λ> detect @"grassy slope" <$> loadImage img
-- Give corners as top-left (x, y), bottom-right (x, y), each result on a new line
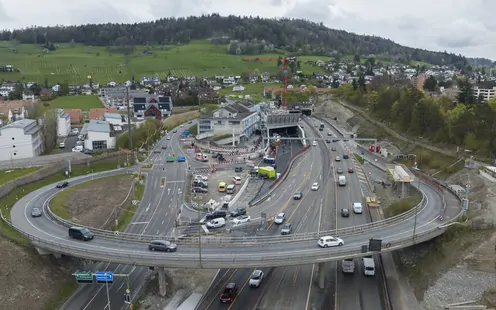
top-left (45, 95), bottom-right (104, 111)
top-left (0, 40), bottom-right (327, 84)
top-left (0, 167), bottom-right (41, 185)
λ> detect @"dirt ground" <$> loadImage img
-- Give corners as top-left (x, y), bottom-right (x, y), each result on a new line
top-left (190, 169), bottom-right (248, 207)
top-left (64, 175), bottom-right (134, 229)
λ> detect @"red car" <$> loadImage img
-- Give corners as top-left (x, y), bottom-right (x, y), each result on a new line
top-left (348, 167), bottom-right (354, 173)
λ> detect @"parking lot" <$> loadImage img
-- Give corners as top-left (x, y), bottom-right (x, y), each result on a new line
top-left (54, 135), bottom-right (79, 153)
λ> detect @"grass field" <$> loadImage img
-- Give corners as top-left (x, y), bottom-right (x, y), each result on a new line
top-left (0, 40), bottom-right (327, 84)
top-left (44, 95), bottom-right (104, 111)
top-left (218, 82), bottom-right (281, 102)
top-left (0, 167), bottom-right (40, 185)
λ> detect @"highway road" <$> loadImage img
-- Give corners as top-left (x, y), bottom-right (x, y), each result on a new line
top-left (61, 124), bottom-right (191, 310)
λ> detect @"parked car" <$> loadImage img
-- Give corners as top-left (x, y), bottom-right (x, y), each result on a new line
top-left (192, 187), bottom-right (208, 193)
top-left (230, 208), bottom-right (246, 217)
top-left (205, 210), bottom-right (227, 220)
top-left (148, 240), bottom-right (177, 252)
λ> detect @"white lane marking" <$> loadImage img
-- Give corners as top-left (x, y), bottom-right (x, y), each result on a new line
top-left (130, 221), bottom-right (149, 225)
top-left (156, 230), bottom-right (160, 234)
top-left (140, 186), bottom-right (167, 235)
top-left (161, 220), bottom-right (165, 225)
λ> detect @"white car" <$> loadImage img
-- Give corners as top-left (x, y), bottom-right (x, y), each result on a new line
top-left (312, 141), bottom-right (317, 146)
top-left (274, 213), bottom-right (286, 224)
top-left (335, 156), bottom-right (341, 162)
top-left (353, 202), bottom-right (363, 214)
top-left (318, 236), bottom-right (344, 248)
top-left (249, 270), bottom-right (264, 287)
top-left (311, 183), bottom-right (320, 191)
top-left (233, 215), bottom-right (251, 225)
top-left (166, 136), bottom-right (171, 140)
top-left (195, 175), bottom-right (208, 181)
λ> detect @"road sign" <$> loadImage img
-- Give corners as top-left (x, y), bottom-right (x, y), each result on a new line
top-left (96, 271), bottom-right (114, 284)
top-left (75, 271), bottom-right (93, 284)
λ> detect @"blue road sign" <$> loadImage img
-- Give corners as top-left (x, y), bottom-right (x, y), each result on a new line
top-left (95, 271), bottom-right (113, 283)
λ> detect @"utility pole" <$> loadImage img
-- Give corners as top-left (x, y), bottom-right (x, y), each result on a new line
top-left (126, 86), bottom-right (133, 150)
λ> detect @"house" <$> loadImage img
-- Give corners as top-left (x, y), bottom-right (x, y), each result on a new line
top-left (0, 119), bottom-right (44, 161)
top-left (55, 109), bottom-right (71, 137)
top-left (0, 100), bottom-right (32, 121)
top-left (261, 72), bottom-right (270, 82)
top-left (103, 112), bottom-right (124, 126)
top-left (0, 87), bottom-right (10, 97)
top-left (132, 96), bottom-right (173, 119)
top-left (0, 65), bottom-right (16, 72)
top-left (141, 76), bottom-right (161, 86)
top-left (248, 73), bottom-right (258, 83)
top-left (233, 85), bottom-right (245, 92)
top-left (107, 81), bottom-right (117, 87)
top-left (198, 103), bottom-right (259, 143)
top-left (52, 84), bottom-right (61, 92)
top-left (89, 108), bottom-right (118, 120)
top-left (64, 109), bottom-right (83, 124)
top-left (0, 105), bottom-right (13, 125)
top-left (84, 120), bottom-right (116, 151)
top-left (22, 90), bottom-right (35, 101)
top-left (223, 77), bottom-right (236, 85)
top-left (68, 84), bottom-right (81, 95)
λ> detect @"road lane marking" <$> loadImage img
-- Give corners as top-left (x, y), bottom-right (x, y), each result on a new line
top-left (204, 269), bottom-right (237, 310)
top-left (227, 268), bottom-right (257, 310)
top-left (156, 230), bottom-right (160, 234)
top-left (130, 221), bottom-right (149, 225)
top-left (161, 220), bottom-right (165, 224)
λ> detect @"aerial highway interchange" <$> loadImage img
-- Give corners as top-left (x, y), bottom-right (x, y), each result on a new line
top-left (7, 116), bottom-right (462, 310)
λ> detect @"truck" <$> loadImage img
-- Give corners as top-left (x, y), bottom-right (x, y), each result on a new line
top-left (258, 166), bottom-right (276, 178)
top-left (338, 175), bottom-right (346, 186)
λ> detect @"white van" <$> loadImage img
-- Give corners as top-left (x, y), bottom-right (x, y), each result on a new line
top-left (362, 257), bottom-right (375, 276)
top-left (353, 202), bottom-right (363, 214)
top-left (207, 217), bottom-right (226, 228)
top-left (342, 258), bottom-right (355, 274)
top-left (226, 184), bottom-right (236, 194)
top-left (338, 175), bottom-right (346, 186)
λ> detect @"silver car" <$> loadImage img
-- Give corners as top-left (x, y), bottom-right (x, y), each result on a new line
top-left (274, 213), bottom-right (286, 224)
top-left (148, 240), bottom-right (177, 252)
top-left (31, 207), bottom-right (42, 217)
top-left (281, 223), bottom-right (292, 235)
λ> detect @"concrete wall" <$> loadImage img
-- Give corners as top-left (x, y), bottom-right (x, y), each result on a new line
top-left (0, 151), bottom-right (126, 200)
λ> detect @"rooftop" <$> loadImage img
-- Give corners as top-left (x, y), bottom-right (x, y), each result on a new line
top-left (104, 112), bottom-right (122, 119)
top-left (87, 120), bottom-right (111, 133)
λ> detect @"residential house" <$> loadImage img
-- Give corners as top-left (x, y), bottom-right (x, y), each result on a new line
top-left (22, 90), bottom-right (35, 101)
top-left (167, 76), bottom-right (178, 82)
top-left (132, 95), bottom-right (173, 119)
top-left (107, 81), bottom-right (117, 87)
top-left (0, 65), bottom-right (15, 72)
top-left (64, 109), bottom-right (83, 124)
top-left (103, 112), bottom-right (125, 126)
top-left (141, 76), bottom-right (161, 86)
top-left (89, 108), bottom-right (118, 121)
top-left (0, 100), bottom-right (32, 121)
top-left (0, 87), bottom-right (10, 97)
top-left (68, 84), bottom-right (81, 95)
top-left (233, 85), bottom-right (245, 92)
top-left (0, 105), bottom-right (13, 125)
top-left (0, 118), bottom-right (44, 161)
top-left (261, 72), bottom-right (270, 82)
top-left (52, 84), bottom-right (61, 92)
top-left (84, 120), bottom-right (116, 151)
top-left (55, 109), bottom-right (71, 137)
top-left (198, 103), bottom-right (259, 143)
top-left (223, 76), bottom-right (236, 85)
top-left (0, 81), bottom-right (16, 97)
top-left (249, 73), bottom-right (258, 83)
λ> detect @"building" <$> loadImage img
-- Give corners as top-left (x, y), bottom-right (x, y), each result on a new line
top-left (141, 76), bottom-right (161, 86)
top-left (103, 112), bottom-right (124, 126)
top-left (132, 96), bottom-right (173, 119)
top-left (89, 108), bottom-right (118, 120)
top-left (198, 103), bottom-right (259, 142)
top-left (22, 90), bottom-right (35, 101)
top-left (84, 120), bottom-right (116, 150)
top-left (0, 119), bottom-right (44, 161)
top-left (99, 87), bottom-right (149, 105)
top-left (473, 87), bottom-right (496, 101)
top-left (56, 109), bottom-right (71, 137)
top-left (64, 109), bottom-right (83, 124)
top-left (0, 100), bottom-right (32, 121)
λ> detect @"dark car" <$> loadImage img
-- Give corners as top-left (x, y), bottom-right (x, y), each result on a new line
top-left (343, 154), bottom-right (349, 159)
top-left (68, 227), bottom-right (94, 241)
top-left (154, 150), bottom-right (160, 153)
top-left (325, 139), bottom-right (331, 143)
top-left (341, 208), bottom-right (350, 217)
top-left (148, 240), bottom-right (177, 252)
top-left (205, 210), bottom-right (227, 220)
top-left (230, 208), bottom-right (247, 217)
top-left (332, 139), bottom-right (339, 142)
top-left (293, 191), bottom-right (303, 200)
top-left (220, 283), bottom-right (238, 303)
top-left (161, 145), bottom-right (167, 149)
top-left (31, 207), bottom-right (42, 217)
top-left (56, 181), bottom-right (69, 188)
top-left (235, 167), bottom-right (243, 172)
top-left (172, 129), bottom-right (177, 133)
top-left (331, 147), bottom-right (337, 151)
top-left (192, 187), bottom-right (208, 193)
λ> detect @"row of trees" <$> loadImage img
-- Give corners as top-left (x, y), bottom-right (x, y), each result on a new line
top-left (226, 39), bottom-right (276, 55)
top-left (331, 78), bottom-right (496, 157)
top-left (0, 14), bottom-right (467, 66)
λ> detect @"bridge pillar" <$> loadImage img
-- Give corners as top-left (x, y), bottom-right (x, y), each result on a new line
top-left (317, 262), bottom-right (325, 289)
top-left (401, 182), bottom-right (407, 198)
top-left (158, 267), bottom-right (167, 297)
top-left (35, 247), bottom-right (61, 259)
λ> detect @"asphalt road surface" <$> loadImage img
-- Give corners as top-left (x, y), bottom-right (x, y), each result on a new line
top-left (62, 125), bottom-right (191, 310)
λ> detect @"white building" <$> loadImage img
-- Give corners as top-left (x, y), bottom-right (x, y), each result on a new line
top-left (104, 112), bottom-right (124, 126)
top-left (198, 102), bottom-right (259, 142)
top-left (84, 120), bottom-right (116, 150)
top-left (473, 87), bottom-right (496, 101)
top-left (0, 119), bottom-right (44, 161)
top-left (56, 109), bottom-right (71, 137)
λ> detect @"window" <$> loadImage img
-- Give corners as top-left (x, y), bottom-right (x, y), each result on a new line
top-left (13, 153), bottom-right (16, 156)
top-left (92, 140), bottom-right (107, 150)
top-left (12, 145), bottom-right (15, 148)
top-left (11, 137), bottom-right (14, 140)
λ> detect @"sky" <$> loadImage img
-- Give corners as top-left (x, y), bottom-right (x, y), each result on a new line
top-left (0, 0), bottom-right (494, 60)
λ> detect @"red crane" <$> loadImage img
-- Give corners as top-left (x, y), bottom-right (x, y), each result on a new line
top-left (282, 56), bottom-right (297, 111)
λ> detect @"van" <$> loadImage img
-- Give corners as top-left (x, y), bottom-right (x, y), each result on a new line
top-left (68, 226), bottom-right (94, 241)
top-left (226, 184), bottom-right (236, 194)
top-left (342, 258), bottom-right (355, 274)
top-left (338, 175), bottom-right (346, 186)
top-left (353, 202), bottom-right (363, 214)
top-left (207, 217), bottom-right (226, 228)
top-left (218, 182), bottom-right (226, 192)
top-left (362, 257), bottom-right (375, 276)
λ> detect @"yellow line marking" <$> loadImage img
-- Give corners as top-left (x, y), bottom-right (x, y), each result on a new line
top-left (204, 270), bottom-right (237, 309)
top-left (227, 268), bottom-right (257, 310)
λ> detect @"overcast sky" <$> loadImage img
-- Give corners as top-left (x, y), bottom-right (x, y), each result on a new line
top-left (0, 0), bottom-right (493, 60)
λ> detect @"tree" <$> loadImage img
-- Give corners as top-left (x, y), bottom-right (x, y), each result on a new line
top-left (354, 54), bottom-right (360, 63)
top-left (457, 78), bottom-right (476, 105)
top-left (351, 78), bottom-right (358, 90)
top-left (59, 82), bottom-right (70, 96)
top-left (357, 74), bottom-right (366, 92)
top-left (423, 75), bottom-right (437, 91)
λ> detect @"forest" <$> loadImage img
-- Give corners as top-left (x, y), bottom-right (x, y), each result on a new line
top-left (331, 77), bottom-right (496, 158)
top-left (0, 14), bottom-right (468, 67)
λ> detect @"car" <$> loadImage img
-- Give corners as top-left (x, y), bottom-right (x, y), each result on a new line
top-left (68, 227), bottom-right (94, 241)
top-left (153, 150), bottom-right (160, 153)
top-left (234, 167), bottom-right (243, 172)
top-left (343, 154), bottom-right (349, 159)
top-left (220, 283), bottom-right (238, 303)
top-left (205, 210), bottom-right (227, 220)
top-left (31, 207), bottom-right (42, 217)
top-left (166, 136), bottom-right (171, 140)
top-left (194, 175), bottom-right (208, 181)
top-left (318, 236), bottom-right (344, 248)
top-left (274, 212), bottom-right (286, 224)
top-left (335, 156), bottom-right (341, 162)
top-left (230, 208), bottom-right (247, 217)
top-left (161, 146), bottom-right (167, 149)
top-left (311, 182), bottom-right (320, 191)
top-left (327, 132), bottom-right (332, 136)
top-left (331, 147), bottom-right (337, 151)
top-left (312, 141), bottom-right (317, 146)
top-left (56, 181), bottom-right (69, 188)
top-left (293, 191), bottom-right (303, 200)
top-left (177, 156), bottom-right (186, 162)
top-left (325, 139), bottom-right (331, 143)
top-left (353, 202), bottom-right (363, 214)
top-left (172, 129), bottom-right (177, 133)
top-left (192, 187), bottom-right (208, 193)
top-left (348, 167), bottom-right (354, 173)
top-left (233, 176), bottom-right (242, 185)
top-left (188, 120), bottom-right (193, 124)
top-left (233, 215), bottom-right (251, 225)
top-left (332, 139), bottom-right (339, 142)
top-left (337, 168), bottom-right (343, 174)
top-left (281, 223), bottom-right (292, 235)
top-left (180, 124), bottom-right (184, 127)
top-left (341, 208), bottom-right (350, 217)
top-left (249, 270), bottom-right (264, 287)
top-left (148, 240), bottom-right (177, 252)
